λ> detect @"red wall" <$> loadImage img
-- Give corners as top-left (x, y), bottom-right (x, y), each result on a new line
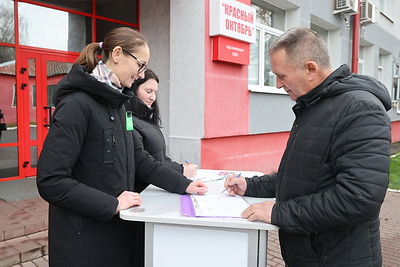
top-left (203, 0), bottom-right (250, 138)
top-left (201, 0), bottom-right (286, 174)
top-left (391, 121), bottom-right (400, 143)
top-left (201, 132), bottom-right (289, 174)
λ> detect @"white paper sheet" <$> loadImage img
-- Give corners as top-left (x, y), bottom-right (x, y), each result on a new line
top-left (190, 194), bottom-right (249, 218)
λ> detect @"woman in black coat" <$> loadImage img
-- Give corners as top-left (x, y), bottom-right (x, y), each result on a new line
top-left (36, 27), bottom-right (207, 267)
top-left (126, 69), bottom-right (198, 193)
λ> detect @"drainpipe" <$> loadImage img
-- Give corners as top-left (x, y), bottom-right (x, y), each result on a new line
top-left (351, 0), bottom-right (361, 73)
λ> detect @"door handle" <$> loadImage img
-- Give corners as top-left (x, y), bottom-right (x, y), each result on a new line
top-left (44, 106), bottom-right (52, 127)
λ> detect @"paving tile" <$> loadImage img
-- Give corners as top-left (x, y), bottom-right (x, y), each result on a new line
top-left (28, 231), bottom-right (48, 255)
top-left (22, 217), bottom-right (45, 235)
top-left (0, 205), bottom-right (19, 218)
top-left (32, 256), bottom-right (49, 267)
top-left (20, 261), bottom-right (36, 267)
top-left (0, 241), bottom-right (20, 267)
top-left (6, 236), bottom-right (42, 262)
top-left (2, 220), bottom-right (25, 240)
top-left (8, 210), bottom-right (32, 223)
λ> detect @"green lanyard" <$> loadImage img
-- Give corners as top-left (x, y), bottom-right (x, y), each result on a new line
top-left (126, 111), bottom-right (134, 131)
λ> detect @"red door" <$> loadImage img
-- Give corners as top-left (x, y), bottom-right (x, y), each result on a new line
top-left (14, 49), bottom-right (76, 179)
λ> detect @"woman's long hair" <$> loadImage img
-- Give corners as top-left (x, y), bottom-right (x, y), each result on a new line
top-left (131, 69), bottom-right (162, 127)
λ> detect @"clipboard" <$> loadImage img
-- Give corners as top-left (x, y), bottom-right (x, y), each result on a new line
top-left (181, 194), bottom-right (249, 218)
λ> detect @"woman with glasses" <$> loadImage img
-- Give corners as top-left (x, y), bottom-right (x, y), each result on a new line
top-left (36, 27), bottom-right (207, 267)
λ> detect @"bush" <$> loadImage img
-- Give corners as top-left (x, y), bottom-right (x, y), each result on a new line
top-left (389, 154), bottom-right (400, 190)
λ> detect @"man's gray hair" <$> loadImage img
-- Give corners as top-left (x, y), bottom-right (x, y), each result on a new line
top-left (269, 27), bottom-right (331, 70)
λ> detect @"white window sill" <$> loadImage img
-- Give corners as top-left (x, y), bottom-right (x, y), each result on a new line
top-left (248, 85), bottom-right (287, 95)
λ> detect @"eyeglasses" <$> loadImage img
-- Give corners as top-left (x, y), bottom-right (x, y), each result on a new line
top-left (121, 48), bottom-right (147, 73)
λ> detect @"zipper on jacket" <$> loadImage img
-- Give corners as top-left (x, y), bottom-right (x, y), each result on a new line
top-left (77, 217), bottom-right (82, 235)
top-left (115, 106), bottom-right (133, 190)
top-left (276, 124), bottom-right (300, 201)
top-left (112, 132), bottom-right (116, 147)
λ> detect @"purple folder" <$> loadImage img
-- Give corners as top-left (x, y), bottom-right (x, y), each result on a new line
top-left (181, 195), bottom-right (196, 217)
top-left (181, 194), bottom-right (244, 218)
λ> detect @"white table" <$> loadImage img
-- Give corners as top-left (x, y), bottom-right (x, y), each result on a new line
top-left (120, 169), bottom-right (279, 267)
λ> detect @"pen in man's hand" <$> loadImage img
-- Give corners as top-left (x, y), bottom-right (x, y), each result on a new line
top-left (185, 160), bottom-right (190, 165)
top-left (221, 173), bottom-right (241, 194)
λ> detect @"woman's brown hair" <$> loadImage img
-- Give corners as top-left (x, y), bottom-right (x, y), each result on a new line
top-left (74, 27), bottom-right (149, 72)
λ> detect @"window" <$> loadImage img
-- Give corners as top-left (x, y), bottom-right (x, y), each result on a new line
top-left (378, 56), bottom-right (383, 82)
top-left (0, 0), bottom-right (15, 44)
top-left (12, 1), bottom-right (138, 52)
top-left (47, 85), bottom-right (57, 107)
top-left (32, 85), bottom-right (37, 108)
top-left (96, 20), bottom-right (138, 42)
top-left (248, 2), bottom-right (284, 94)
top-left (31, 0), bottom-right (92, 13)
top-left (358, 46), bottom-right (365, 74)
top-left (96, 0), bottom-right (138, 24)
top-left (310, 24), bottom-right (328, 45)
top-left (18, 2), bottom-right (91, 52)
top-left (393, 61), bottom-right (400, 101)
top-left (378, 52), bottom-right (392, 96)
top-left (12, 84), bottom-right (17, 107)
top-left (379, 0), bottom-right (395, 20)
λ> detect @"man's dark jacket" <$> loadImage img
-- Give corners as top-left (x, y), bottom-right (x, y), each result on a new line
top-left (245, 64), bottom-right (391, 267)
top-left (36, 65), bottom-right (191, 267)
top-left (126, 95), bottom-right (183, 193)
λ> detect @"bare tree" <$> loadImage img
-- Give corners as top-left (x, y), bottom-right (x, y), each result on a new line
top-left (0, 1), bottom-right (27, 63)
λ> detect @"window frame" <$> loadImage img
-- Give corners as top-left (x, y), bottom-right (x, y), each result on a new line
top-left (248, 22), bottom-right (284, 94)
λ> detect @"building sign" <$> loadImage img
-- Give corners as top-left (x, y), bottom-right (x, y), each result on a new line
top-left (212, 36), bottom-right (249, 65)
top-left (210, 0), bottom-right (256, 44)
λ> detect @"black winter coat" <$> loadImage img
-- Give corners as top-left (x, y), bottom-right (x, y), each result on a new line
top-left (36, 65), bottom-right (191, 267)
top-left (126, 95), bottom-right (183, 193)
top-left (245, 65), bottom-right (391, 267)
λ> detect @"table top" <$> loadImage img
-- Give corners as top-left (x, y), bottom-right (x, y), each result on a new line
top-left (120, 169), bottom-right (279, 231)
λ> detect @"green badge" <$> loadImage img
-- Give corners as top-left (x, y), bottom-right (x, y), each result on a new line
top-left (126, 111), bottom-right (134, 131)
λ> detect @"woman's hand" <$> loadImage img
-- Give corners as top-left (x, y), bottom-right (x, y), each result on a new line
top-left (115, 191), bottom-right (142, 214)
top-left (185, 180), bottom-right (208, 195)
top-left (183, 164), bottom-right (198, 178)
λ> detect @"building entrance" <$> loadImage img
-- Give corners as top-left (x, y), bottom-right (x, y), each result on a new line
top-left (0, 48), bottom-right (76, 181)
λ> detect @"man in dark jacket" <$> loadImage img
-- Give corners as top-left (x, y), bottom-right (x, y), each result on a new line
top-left (224, 27), bottom-right (391, 266)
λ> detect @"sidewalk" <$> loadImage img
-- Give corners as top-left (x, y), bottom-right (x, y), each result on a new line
top-left (1, 179), bottom-right (400, 266)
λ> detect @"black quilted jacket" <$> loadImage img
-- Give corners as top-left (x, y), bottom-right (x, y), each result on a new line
top-left (245, 64), bottom-right (392, 267)
top-left (36, 64), bottom-right (191, 266)
top-left (126, 95), bottom-right (183, 193)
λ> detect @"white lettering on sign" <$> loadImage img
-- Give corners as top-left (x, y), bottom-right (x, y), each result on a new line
top-left (210, 0), bottom-right (256, 43)
top-left (226, 45), bottom-right (245, 52)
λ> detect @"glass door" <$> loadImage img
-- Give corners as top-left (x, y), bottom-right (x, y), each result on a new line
top-left (0, 46), bottom-right (18, 180)
top-left (15, 49), bottom-right (75, 179)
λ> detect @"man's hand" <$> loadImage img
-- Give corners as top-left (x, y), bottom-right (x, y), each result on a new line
top-left (241, 201), bottom-right (275, 223)
top-left (223, 174), bottom-right (247, 196)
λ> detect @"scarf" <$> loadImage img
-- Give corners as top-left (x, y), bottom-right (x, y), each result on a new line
top-left (91, 60), bottom-right (123, 92)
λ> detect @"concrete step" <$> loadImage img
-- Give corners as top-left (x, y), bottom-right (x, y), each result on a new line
top-left (0, 197), bottom-right (48, 266)
top-left (0, 198), bottom-right (48, 242)
top-left (0, 231), bottom-right (48, 266)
